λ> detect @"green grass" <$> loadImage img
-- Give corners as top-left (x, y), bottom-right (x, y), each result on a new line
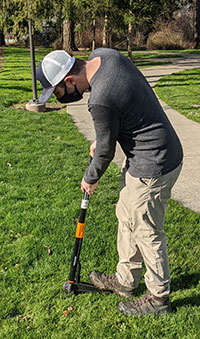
top-left (0, 47), bottom-right (200, 338)
top-left (70, 49), bottom-right (175, 68)
top-left (154, 49), bottom-right (200, 54)
top-left (122, 51), bottom-right (181, 58)
top-left (121, 51), bottom-right (178, 68)
top-left (155, 68), bottom-right (200, 123)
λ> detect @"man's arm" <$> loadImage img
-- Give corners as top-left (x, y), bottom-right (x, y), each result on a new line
top-left (83, 105), bottom-right (121, 186)
top-left (90, 140), bottom-right (97, 157)
top-left (80, 141), bottom-right (97, 195)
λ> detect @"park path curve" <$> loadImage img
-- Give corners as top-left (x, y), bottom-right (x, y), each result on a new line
top-left (67, 53), bottom-right (200, 213)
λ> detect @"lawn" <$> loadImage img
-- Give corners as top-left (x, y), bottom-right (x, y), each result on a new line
top-left (70, 49), bottom-right (179, 68)
top-left (155, 68), bottom-right (200, 123)
top-left (0, 47), bottom-right (200, 338)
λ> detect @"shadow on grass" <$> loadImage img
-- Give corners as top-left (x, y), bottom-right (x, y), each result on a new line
top-left (171, 272), bottom-right (200, 310)
top-left (171, 272), bottom-right (200, 292)
top-left (0, 84), bottom-right (32, 92)
top-left (132, 272), bottom-right (200, 309)
top-left (172, 293), bottom-right (200, 311)
top-left (135, 61), bottom-right (172, 68)
top-left (45, 106), bottom-right (67, 112)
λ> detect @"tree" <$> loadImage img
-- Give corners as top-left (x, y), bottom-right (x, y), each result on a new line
top-left (0, 0), bottom-right (80, 51)
top-left (127, 0), bottom-right (134, 58)
top-left (80, 0), bottom-right (101, 50)
top-left (194, 0), bottom-right (200, 47)
top-left (0, 0), bottom-right (19, 41)
top-left (101, 0), bottom-right (127, 48)
top-left (62, 1), bottom-right (78, 50)
top-left (0, 0), bottom-right (195, 50)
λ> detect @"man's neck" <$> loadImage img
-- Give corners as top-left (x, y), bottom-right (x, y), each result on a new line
top-left (77, 57), bottom-right (101, 94)
top-left (86, 57), bottom-right (101, 84)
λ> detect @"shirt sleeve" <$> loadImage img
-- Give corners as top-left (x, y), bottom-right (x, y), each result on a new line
top-left (84, 105), bottom-right (121, 184)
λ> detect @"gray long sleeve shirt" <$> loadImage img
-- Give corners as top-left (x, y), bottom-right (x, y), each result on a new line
top-left (84, 48), bottom-right (183, 184)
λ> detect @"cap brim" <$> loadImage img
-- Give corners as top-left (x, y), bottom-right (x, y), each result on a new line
top-left (38, 86), bottom-right (56, 104)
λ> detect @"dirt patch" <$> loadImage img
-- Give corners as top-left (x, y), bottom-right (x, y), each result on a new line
top-left (11, 101), bottom-right (67, 112)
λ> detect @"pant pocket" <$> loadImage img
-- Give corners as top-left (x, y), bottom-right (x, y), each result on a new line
top-left (139, 177), bottom-right (154, 186)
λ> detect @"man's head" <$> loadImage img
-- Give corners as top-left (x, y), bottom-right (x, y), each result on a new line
top-left (36, 50), bottom-right (86, 104)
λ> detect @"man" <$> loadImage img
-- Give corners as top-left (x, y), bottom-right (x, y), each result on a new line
top-left (36, 48), bottom-right (183, 316)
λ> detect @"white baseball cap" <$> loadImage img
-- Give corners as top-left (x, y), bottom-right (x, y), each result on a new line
top-left (36, 50), bottom-right (75, 104)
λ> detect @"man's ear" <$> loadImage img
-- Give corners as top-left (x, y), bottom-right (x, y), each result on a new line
top-left (64, 75), bottom-right (75, 86)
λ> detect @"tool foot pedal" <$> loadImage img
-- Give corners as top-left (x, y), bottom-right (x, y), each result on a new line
top-left (63, 281), bottom-right (111, 295)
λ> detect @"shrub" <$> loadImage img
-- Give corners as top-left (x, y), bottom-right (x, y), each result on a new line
top-left (147, 28), bottom-right (187, 50)
top-left (146, 12), bottom-right (194, 50)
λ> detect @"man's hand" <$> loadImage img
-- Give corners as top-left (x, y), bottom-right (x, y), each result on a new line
top-left (90, 140), bottom-right (97, 157)
top-left (81, 141), bottom-right (97, 194)
top-left (81, 178), bottom-right (98, 195)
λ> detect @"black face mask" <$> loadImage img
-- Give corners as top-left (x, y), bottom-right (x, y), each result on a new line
top-left (57, 84), bottom-right (83, 104)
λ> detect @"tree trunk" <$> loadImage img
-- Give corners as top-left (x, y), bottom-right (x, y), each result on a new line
top-left (127, 22), bottom-right (132, 59)
top-left (62, 19), bottom-right (78, 51)
top-left (102, 14), bottom-right (108, 47)
top-left (194, 0), bottom-right (200, 48)
top-left (108, 33), bottom-right (112, 48)
top-left (0, 31), bottom-right (5, 46)
top-left (127, 0), bottom-right (133, 59)
top-left (92, 18), bottom-right (96, 51)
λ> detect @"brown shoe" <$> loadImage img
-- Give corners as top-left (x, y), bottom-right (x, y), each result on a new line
top-left (89, 270), bottom-right (134, 298)
top-left (118, 290), bottom-right (171, 316)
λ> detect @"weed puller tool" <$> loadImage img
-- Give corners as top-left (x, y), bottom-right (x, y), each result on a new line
top-left (63, 156), bottom-right (109, 295)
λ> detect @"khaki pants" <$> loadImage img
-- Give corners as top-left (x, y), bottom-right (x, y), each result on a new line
top-left (115, 162), bottom-right (182, 298)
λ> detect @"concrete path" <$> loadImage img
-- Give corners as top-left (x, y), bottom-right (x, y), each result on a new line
top-left (66, 54), bottom-right (200, 213)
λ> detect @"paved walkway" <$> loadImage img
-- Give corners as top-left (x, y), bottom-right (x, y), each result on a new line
top-left (66, 54), bottom-right (200, 213)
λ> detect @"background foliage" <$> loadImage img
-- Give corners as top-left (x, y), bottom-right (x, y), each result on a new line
top-left (0, 0), bottom-right (199, 50)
